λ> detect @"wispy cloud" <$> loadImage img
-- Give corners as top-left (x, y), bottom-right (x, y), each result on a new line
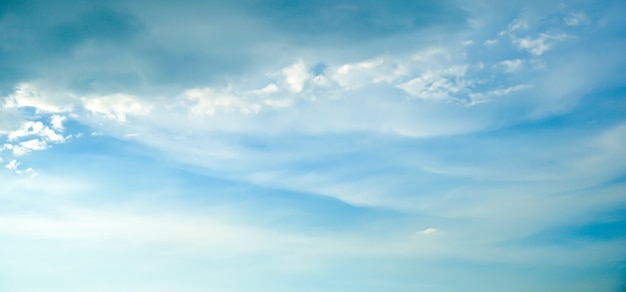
top-left (1, 0), bottom-right (626, 291)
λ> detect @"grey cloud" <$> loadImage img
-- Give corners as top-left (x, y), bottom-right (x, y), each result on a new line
top-left (0, 1), bottom-right (251, 95)
top-left (248, 0), bottom-right (468, 39)
top-left (0, 109), bottom-right (22, 134)
top-left (0, 0), bottom-right (471, 97)
top-left (44, 8), bottom-right (146, 52)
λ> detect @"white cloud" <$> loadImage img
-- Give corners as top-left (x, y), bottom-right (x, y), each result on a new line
top-left (331, 58), bottom-right (388, 88)
top-left (327, 52), bottom-right (442, 91)
top-left (7, 121), bottom-right (45, 141)
top-left (564, 12), bottom-right (587, 26)
top-left (0, 5), bottom-right (623, 290)
top-left (251, 83), bottom-right (280, 94)
top-left (5, 139), bottom-right (48, 157)
top-left (184, 88), bottom-right (263, 116)
top-left (84, 94), bottom-right (153, 122)
top-left (20, 139), bottom-right (48, 152)
top-left (50, 115), bottom-right (66, 131)
top-left (282, 62), bottom-right (311, 93)
top-left (514, 36), bottom-right (549, 55)
top-left (397, 66), bottom-right (472, 101)
top-left (0, 207), bottom-right (436, 258)
top-left (487, 84), bottom-right (532, 96)
top-left (468, 84), bottom-right (532, 104)
top-left (11, 147), bottom-right (26, 157)
top-left (484, 39), bottom-right (498, 46)
top-left (415, 228), bottom-right (438, 235)
top-left (513, 33), bottom-right (570, 56)
top-left (40, 126), bottom-right (65, 142)
top-left (499, 18), bottom-right (528, 36)
top-left (3, 158), bottom-right (34, 175)
top-left (3, 83), bottom-right (74, 113)
top-left (5, 159), bottom-right (19, 170)
top-left (7, 121), bottom-right (65, 143)
top-left (495, 59), bottom-right (524, 73)
top-left (0, 118), bottom-right (68, 172)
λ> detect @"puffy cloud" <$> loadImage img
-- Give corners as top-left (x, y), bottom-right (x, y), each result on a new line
top-left (0, 1), bottom-right (612, 142)
top-left (7, 121), bottom-right (45, 141)
top-left (0, 117), bottom-right (69, 171)
top-left (282, 62), bottom-right (311, 93)
top-left (5, 159), bottom-right (19, 171)
top-left (331, 58), bottom-right (392, 88)
top-left (20, 139), bottom-right (48, 152)
top-left (40, 126), bottom-right (64, 142)
top-left (50, 115), bottom-right (66, 131)
top-left (6, 139), bottom-right (48, 156)
top-left (7, 121), bottom-right (65, 143)
top-left (2, 83), bottom-right (74, 113)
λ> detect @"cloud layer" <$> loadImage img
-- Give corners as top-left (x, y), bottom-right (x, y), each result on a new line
top-left (1, 0), bottom-right (626, 291)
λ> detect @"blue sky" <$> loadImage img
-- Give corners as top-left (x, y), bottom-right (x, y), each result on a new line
top-left (1, 0), bottom-right (626, 291)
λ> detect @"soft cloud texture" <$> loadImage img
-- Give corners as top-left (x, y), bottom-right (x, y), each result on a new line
top-left (1, 0), bottom-right (625, 291)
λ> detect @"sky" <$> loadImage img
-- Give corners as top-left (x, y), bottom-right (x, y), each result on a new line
top-left (1, 0), bottom-right (626, 291)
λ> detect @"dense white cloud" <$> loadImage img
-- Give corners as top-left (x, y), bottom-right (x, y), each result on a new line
top-left (282, 62), bottom-right (311, 93)
top-left (7, 121), bottom-right (65, 143)
top-left (50, 115), bottom-right (67, 131)
top-left (1, 117), bottom-right (69, 172)
top-left (6, 121), bottom-right (64, 143)
top-left (7, 121), bottom-right (44, 141)
top-left (19, 138), bottom-right (48, 152)
top-left (3, 83), bottom-right (74, 113)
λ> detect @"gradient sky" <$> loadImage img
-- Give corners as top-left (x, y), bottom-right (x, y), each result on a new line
top-left (1, 0), bottom-right (626, 291)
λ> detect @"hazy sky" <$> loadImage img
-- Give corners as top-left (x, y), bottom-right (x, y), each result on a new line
top-left (1, 0), bottom-right (625, 291)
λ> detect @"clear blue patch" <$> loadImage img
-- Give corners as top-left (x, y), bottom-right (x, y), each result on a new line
top-left (311, 62), bottom-right (327, 76)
